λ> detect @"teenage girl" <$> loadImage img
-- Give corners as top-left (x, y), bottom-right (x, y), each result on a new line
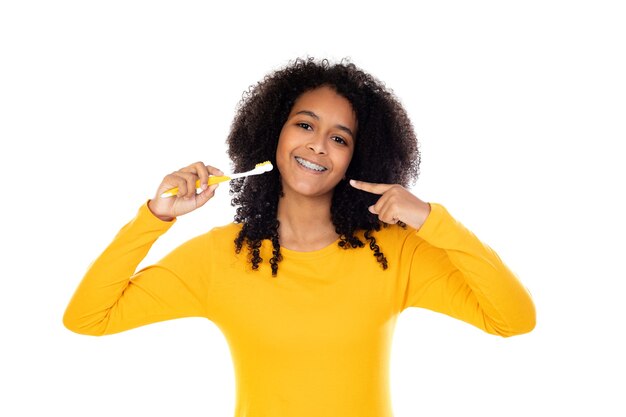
top-left (64, 57), bottom-right (535, 417)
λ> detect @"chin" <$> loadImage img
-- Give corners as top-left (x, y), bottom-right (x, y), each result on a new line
top-left (281, 180), bottom-right (335, 199)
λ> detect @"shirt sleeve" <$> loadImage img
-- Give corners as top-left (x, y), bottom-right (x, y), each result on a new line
top-left (400, 203), bottom-right (536, 337)
top-left (63, 201), bottom-right (212, 336)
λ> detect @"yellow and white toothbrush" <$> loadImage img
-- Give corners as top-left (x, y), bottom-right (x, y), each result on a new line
top-left (160, 161), bottom-right (273, 198)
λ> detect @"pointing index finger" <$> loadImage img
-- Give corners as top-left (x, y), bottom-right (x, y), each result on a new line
top-left (349, 179), bottom-right (394, 195)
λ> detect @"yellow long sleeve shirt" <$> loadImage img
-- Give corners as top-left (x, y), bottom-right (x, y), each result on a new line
top-left (63, 201), bottom-right (535, 417)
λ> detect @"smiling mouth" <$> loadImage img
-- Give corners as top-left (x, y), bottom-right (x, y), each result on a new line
top-left (295, 156), bottom-right (328, 172)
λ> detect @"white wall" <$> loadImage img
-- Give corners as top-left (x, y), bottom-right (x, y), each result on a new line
top-left (1, 0), bottom-right (624, 415)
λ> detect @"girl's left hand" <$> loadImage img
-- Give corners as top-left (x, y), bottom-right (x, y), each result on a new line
top-left (349, 179), bottom-right (431, 231)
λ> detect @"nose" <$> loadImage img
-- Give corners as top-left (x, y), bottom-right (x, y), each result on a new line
top-left (306, 133), bottom-right (327, 154)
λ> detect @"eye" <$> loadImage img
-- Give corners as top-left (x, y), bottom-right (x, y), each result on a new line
top-left (332, 136), bottom-right (347, 146)
top-left (297, 122), bottom-right (312, 130)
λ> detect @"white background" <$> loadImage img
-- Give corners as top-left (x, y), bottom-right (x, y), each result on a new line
top-left (1, 1), bottom-right (625, 416)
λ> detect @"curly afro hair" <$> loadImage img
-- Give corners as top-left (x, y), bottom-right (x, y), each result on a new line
top-left (226, 57), bottom-right (421, 276)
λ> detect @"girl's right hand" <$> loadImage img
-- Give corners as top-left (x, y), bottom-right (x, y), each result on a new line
top-left (147, 162), bottom-right (224, 221)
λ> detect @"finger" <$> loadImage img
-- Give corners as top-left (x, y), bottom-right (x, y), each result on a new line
top-left (161, 172), bottom-right (188, 198)
top-left (202, 165), bottom-right (224, 190)
top-left (180, 162), bottom-right (222, 174)
top-left (192, 162), bottom-right (210, 191)
top-left (191, 162), bottom-right (224, 191)
top-left (181, 163), bottom-right (224, 191)
top-left (377, 199), bottom-right (401, 224)
top-left (367, 196), bottom-right (383, 215)
top-left (206, 165), bottom-right (224, 177)
top-left (175, 171), bottom-right (199, 199)
top-left (349, 179), bottom-right (395, 195)
top-left (195, 183), bottom-right (218, 207)
top-left (180, 160), bottom-right (206, 172)
top-left (178, 163), bottom-right (203, 196)
top-left (369, 195), bottom-right (400, 224)
top-left (370, 205), bottom-right (400, 224)
top-left (381, 193), bottom-right (405, 223)
top-left (367, 191), bottom-right (389, 216)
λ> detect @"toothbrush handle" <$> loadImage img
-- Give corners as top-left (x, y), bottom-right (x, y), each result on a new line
top-left (160, 175), bottom-right (232, 198)
top-left (207, 175), bottom-right (231, 186)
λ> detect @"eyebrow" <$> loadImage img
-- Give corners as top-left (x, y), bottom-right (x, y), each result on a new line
top-left (295, 110), bottom-right (355, 139)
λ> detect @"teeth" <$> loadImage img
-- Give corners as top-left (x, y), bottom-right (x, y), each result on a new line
top-left (295, 157), bottom-right (327, 172)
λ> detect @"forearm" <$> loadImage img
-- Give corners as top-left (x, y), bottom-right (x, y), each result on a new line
top-left (410, 203), bottom-right (536, 337)
top-left (63, 202), bottom-right (175, 335)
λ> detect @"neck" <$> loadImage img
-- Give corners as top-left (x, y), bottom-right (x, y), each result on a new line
top-left (276, 192), bottom-right (338, 251)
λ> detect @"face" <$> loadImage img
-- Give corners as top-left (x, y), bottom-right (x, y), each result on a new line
top-left (276, 86), bottom-right (357, 200)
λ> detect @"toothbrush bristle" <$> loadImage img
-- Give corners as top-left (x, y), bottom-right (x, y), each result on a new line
top-left (255, 161), bottom-right (273, 172)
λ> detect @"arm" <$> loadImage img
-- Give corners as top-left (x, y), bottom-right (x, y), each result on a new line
top-left (63, 202), bottom-right (211, 336)
top-left (348, 180), bottom-right (535, 337)
top-left (64, 161), bottom-right (224, 335)
top-left (401, 203), bottom-right (536, 337)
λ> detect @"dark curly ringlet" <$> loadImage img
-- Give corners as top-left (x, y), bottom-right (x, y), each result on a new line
top-left (226, 57), bottom-right (421, 277)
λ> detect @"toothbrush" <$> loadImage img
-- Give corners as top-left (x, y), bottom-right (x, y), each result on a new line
top-left (160, 161), bottom-right (273, 198)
